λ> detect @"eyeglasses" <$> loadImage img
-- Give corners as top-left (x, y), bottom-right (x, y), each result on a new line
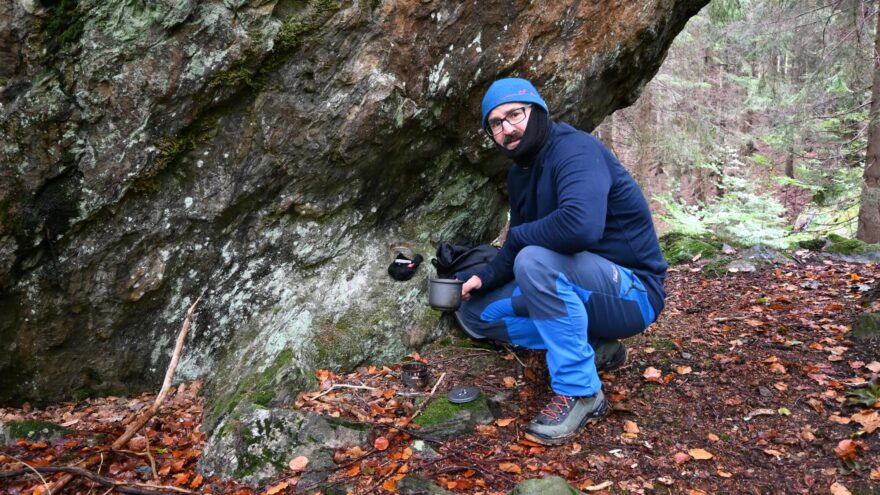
top-left (486, 105), bottom-right (531, 135)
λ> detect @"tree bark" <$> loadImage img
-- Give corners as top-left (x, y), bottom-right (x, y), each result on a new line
top-left (857, 1), bottom-right (880, 242)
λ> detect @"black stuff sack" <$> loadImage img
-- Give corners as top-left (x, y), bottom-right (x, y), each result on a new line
top-left (388, 252), bottom-right (424, 281)
top-left (431, 242), bottom-right (498, 279)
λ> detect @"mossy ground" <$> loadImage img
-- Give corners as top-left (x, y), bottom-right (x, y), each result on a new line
top-left (412, 396), bottom-right (488, 428)
top-left (659, 232), bottom-right (722, 265)
top-left (3, 420), bottom-right (67, 442)
top-left (826, 233), bottom-right (880, 255)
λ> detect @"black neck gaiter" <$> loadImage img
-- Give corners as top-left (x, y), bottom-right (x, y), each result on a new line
top-left (496, 108), bottom-right (552, 167)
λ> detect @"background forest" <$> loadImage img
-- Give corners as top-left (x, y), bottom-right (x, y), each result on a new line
top-left (600, 0), bottom-right (877, 248)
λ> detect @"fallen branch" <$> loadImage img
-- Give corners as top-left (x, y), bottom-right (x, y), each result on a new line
top-left (46, 295), bottom-right (203, 493)
top-left (7, 456), bottom-right (51, 495)
top-left (144, 432), bottom-right (158, 480)
top-left (310, 383), bottom-right (378, 401)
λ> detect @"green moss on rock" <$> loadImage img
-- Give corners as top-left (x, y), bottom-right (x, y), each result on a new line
top-left (796, 238), bottom-right (826, 251)
top-left (42, 0), bottom-right (84, 52)
top-left (413, 396), bottom-right (487, 428)
top-left (208, 349), bottom-right (296, 420)
top-left (659, 232), bottom-right (722, 265)
top-left (826, 233), bottom-right (880, 255)
top-left (1, 420), bottom-right (67, 443)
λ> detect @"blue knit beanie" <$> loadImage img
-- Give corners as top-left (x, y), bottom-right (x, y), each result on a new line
top-left (481, 78), bottom-right (549, 130)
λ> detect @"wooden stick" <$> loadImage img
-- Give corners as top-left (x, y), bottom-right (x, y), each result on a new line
top-left (310, 383), bottom-right (378, 401)
top-left (144, 433), bottom-right (158, 481)
top-left (408, 372), bottom-right (446, 421)
top-left (8, 456), bottom-right (52, 495)
top-left (112, 294), bottom-right (203, 450)
top-left (47, 295), bottom-right (203, 493)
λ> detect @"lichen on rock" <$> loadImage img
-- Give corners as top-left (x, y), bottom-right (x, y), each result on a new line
top-left (199, 401), bottom-right (370, 485)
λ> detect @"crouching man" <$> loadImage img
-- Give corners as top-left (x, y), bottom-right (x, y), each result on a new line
top-left (456, 78), bottom-right (668, 445)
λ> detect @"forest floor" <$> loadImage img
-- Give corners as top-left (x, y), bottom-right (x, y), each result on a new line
top-left (2, 253), bottom-right (880, 494)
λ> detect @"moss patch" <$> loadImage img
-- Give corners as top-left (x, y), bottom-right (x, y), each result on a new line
top-left (797, 238), bottom-right (826, 251)
top-left (42, 0), bottom-right (84, 52)
top-left (2, 420), bottom-right (67, 442)
top-left (413, 396), bottom-right (488, 428)
top-left (659, 232), bottom-right (722, 265)
top-left (208, 349), bottom-right (296, 421)
top-left (826, 234), bottom-right (880, 255)
top-left (133, 101), bottom-right (235, 193)
top-left (208, 0), bottom-right (341, 91)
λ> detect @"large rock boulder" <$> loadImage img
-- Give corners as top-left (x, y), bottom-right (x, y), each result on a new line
top-left (0, 0), bottom-right (708, 455)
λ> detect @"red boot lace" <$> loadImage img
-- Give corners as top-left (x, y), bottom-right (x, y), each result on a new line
top-left (539, 395), bottom-right (573, 421)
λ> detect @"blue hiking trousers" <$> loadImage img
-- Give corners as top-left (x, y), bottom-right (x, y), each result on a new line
top-left (458, 245), bottom-right (657, 397)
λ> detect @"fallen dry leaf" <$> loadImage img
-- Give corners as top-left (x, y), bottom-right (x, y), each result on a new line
top-left (189, 474), bottom-right (203, 489)
top-left (382, 478), bottom-right (397, 492)
top-left (502, 376), bottom-right (516, 388)
top-left (688, 448), bottom-right (713, 460)
top-left (495, 418), bottom-right (515, 427)
top-left (583, 481), bottom-right (613, 491)
top-left (763, 449), bottom-right (785, 458)
top-left (374, 437), bottom-right (390, 451)
top-left (830, 482), bottom-right (852, 495)
top-left (744, 408), bottom-right (775, 421)
top-left (866, 361), bottom-right (880, 373)
top-left (498, 462), bottom-right (522, 474)
top-left (717, 469), bottom-right (733, 478)
top-left (870, 467), bottom-right (880, 480)
top-left (673, 451), bottom-right (691, 465)
top-left (829, 414), bottom-right (852, 425)
top-left (127, 435), bottom-right (146, 451)
top-left (675, 366), bottom-right (692, 375)
top-left (851, 410), bottom-right (880, 434)
top-left (265, 481), bottom-right (289, 495)
top-left (707, 433), bottom-right (720, 442)
top-left (288, 455), bottom-right (309, 472)
top-left (833, 439), bottom-right (860, 460)
top-left (643, 367), bottom-right (663, 383)
top-left (623, 420), bottom-right (640, 434)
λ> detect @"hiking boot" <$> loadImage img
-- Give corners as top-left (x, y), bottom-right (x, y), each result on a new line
top-left (593, 339), bottom-right (626, 372)
top-left (524, 390), bottom-right (608, 446)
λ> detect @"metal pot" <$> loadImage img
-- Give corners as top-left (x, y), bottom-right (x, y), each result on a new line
top-left (428, 278), bottom-right (463, 311)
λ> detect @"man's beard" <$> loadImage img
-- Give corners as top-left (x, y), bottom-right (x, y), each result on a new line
top-left (503, 132), bottom-right (523, 147)
top-left (496, 108), bottom-right (551, 166)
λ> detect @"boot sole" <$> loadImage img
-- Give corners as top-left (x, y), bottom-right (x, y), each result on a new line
top-left (523, 397), bottom-right (610, 446)
top-left (596, 345), bottom-right (626, 373)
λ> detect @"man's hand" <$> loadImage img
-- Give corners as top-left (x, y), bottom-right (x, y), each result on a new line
top-left (461, 275), bottom-right (482, 301)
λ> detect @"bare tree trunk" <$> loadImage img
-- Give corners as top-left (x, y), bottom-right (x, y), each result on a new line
top-left (597, 113), bottom-right (615, 151)
top-left (857, 2), bottom-right (880, 242)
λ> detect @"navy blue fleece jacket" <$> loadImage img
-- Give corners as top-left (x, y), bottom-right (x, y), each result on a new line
top-left (470, 121), bottom-right (668, 316)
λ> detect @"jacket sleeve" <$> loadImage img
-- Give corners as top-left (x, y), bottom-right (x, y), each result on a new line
top-left (469, 144), bottom-right (611, 291)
